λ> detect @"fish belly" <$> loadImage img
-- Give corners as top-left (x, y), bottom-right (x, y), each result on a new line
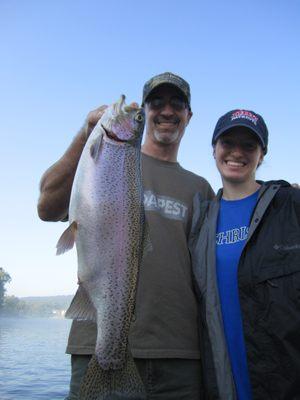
top-left (70, 142), bottom-right (143, 370)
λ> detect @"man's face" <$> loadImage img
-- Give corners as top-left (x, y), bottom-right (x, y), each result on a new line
top-left (144, 84), bottom-right (192, 146)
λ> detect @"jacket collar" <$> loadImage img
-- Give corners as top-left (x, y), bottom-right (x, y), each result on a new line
top-left (215, 179), bottom-right (290, 201)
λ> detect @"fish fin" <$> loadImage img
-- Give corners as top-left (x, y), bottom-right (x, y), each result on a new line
top-left (56, 221), bottom-right (77, 255)
top-left (65, 285), bottom-right (97, 322)
top-left (90, 131), bottom-right (103, 160)
top-left (79, 352), bottom-right (146, 400)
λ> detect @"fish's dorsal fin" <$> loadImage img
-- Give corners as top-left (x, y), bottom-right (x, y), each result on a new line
top-left (65, 285), bottom-right (97, 322)
top-left (56, 221), bottom-right (77, 255)
top-left (90, 129), bottom-right (104, 160)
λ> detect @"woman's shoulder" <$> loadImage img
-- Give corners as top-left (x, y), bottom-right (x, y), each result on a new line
top-left (265, 180), bottom-right (300, 207)
top-left (275, 181), bottom-right (300, 197)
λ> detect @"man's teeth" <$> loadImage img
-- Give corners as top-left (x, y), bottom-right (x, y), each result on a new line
top-left (226, 161), bottom-right (245, 167)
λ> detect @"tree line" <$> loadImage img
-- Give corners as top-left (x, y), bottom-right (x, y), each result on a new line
top-left (0, 268), bottom-right (71, 317)
top-left (0, 267), bottom-right (11, 309)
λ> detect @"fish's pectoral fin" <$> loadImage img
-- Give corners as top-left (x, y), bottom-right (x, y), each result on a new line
top-left (79, 351), bottom-right (146, 399)
top-left (56, 221), bottom-right (77, 255)
top-left (90, 130), bottom-right (104, 160)
top-left (65, 285), bottom-right (97, 322)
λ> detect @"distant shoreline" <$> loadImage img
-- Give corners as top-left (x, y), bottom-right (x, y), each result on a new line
top-left (1, 295), bottom-right (74, 318)
top-left (0, 314), bottom-right (69, 319)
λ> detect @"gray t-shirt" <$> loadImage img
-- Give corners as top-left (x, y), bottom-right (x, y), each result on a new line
top-left (66, 153), bottom-right (214, 359)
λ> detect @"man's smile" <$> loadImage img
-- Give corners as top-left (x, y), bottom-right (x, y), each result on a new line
top-left (157, 121), bottom-right (178, 127)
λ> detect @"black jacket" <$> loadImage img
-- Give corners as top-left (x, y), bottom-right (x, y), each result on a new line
top-left (190, 181), bottom-right (300, 400)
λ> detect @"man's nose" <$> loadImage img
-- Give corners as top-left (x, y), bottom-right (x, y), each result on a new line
top-left (160, 102), bottom-right (175, 116)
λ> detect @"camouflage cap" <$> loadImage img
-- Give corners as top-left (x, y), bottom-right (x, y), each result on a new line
top-left (142, 72), bottom-right (191, 109)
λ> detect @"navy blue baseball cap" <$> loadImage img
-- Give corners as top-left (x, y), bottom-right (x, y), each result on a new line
top-left (212, 109), bottom-right (269, 154)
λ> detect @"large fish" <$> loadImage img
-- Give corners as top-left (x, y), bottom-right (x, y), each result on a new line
top-left (56, 96), bottom-right (147, 399)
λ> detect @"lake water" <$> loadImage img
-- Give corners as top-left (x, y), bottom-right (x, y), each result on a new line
top-left (0, 317), bottom-right (72, 400)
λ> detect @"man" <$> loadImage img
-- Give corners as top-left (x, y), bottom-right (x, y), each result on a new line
top-left (38, 72), bottom-right (214, 399)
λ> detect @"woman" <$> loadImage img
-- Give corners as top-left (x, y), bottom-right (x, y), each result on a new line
top-left (190, 109), bottom-right (300, 400)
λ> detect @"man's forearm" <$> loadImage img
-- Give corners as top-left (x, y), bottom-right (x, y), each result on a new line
top-left (37, 128), bottom-right (87, 221)
top-left (38, 104), bottom-right (107, 222)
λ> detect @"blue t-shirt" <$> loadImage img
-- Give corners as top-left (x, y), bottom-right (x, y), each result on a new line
top-left (216, 190), bottom-right (259, 400)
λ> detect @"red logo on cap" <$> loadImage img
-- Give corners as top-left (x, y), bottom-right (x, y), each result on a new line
top-left (231, 110), bottom-right (258, 125)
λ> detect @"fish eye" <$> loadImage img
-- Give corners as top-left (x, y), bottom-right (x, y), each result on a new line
top-left (135, 113), bottom-right (144, 123)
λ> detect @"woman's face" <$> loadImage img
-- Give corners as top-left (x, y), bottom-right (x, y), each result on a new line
top-left (214, 127), bottom-right (264, 185)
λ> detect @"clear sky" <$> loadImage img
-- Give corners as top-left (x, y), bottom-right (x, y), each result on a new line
top-left (1, 0), bottom-right (299, 297)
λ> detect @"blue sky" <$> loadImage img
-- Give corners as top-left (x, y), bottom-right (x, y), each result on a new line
top-left (1, 0), bottom-right (299, 297)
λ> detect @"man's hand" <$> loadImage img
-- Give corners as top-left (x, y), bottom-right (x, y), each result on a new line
top-left (84, 102), bottom-right (140, 139)
top-left (85, 105), bottom-right (108, 139)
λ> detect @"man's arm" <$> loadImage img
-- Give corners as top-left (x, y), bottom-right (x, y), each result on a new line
top-left (37, 105), bottom-right (107, 222)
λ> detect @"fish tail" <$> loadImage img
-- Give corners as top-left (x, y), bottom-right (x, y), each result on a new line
top-left (79, 354), bottom-right (146, 400)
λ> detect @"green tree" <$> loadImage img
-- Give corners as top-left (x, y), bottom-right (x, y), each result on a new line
top-left (0, 268), bottom-right (11, 309)
top-left (3, 295), bottom-right (29, 316)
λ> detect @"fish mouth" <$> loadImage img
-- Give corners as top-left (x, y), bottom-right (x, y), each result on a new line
top-left (101, 124), bottom-right (127, 143)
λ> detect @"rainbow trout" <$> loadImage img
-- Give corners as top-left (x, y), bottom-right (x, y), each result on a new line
top-left (56, 96), bottom-right (146, 399)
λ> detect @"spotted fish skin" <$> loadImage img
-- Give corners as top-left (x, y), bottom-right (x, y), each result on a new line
top-left (56, 96), bottom-right (146, 398)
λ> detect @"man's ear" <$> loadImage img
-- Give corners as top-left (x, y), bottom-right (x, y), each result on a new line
top-left (213, 145), bottom-right (216, 159)
top-left (186, 111), bottom-right (193, 126)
